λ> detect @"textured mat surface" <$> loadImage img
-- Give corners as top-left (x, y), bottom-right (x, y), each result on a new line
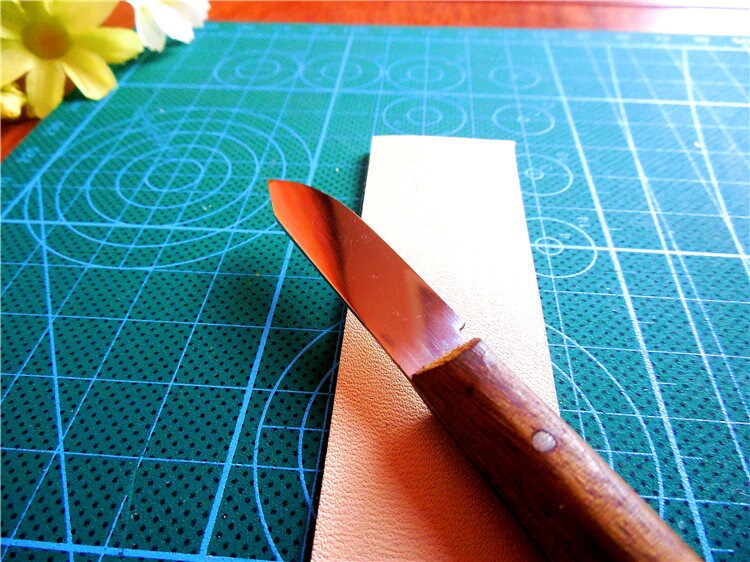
top-left (1, 23), bottom-right (749, 561)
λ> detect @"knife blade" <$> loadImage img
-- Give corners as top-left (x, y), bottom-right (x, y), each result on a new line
top-left (268, 179), bottom-right (699, 562)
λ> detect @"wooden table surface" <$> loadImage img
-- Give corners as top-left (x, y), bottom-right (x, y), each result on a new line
top-left (2, 1), bottom-right (748, 160)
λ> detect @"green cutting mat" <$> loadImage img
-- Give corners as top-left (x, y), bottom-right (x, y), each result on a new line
top-left (1, 23), bottom-right (748, 561)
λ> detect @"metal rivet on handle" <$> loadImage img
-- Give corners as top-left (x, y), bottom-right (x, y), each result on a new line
top-left (531, 429), bottom-right (557, 453)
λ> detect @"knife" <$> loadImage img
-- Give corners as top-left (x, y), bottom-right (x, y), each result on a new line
top-left (268, 179), bottom-right (699, 562)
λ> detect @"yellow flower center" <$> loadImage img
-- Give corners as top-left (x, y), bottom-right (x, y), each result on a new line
top-left (22, 18), bottom-right (71, 59)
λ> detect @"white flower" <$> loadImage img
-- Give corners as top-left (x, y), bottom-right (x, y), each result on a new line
top-left (128, 0), bottom-right (209, 52)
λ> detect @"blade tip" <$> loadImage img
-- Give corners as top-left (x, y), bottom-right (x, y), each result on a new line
top-left (267, 178), bottom-right (284, 198)
top-left (268, 179), bottom-right (296, 215)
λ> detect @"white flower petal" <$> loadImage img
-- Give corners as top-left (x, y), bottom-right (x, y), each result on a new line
top-left (148, 2), bottom-right (195, 44)
top-left (135, 7), bottom-right (166, 52)
top-left (75, 28), bottom-right (143, 64)
top-left (61, 45), bottom-right (116, 100)
top-left (26, 60), bottom-right (65, 118)
top-left (47, 1), bottom-right (117, 33)
top-left (168, 0), bottom-right (209, 28)
top-left (1, 39), bottom-right (35, 84)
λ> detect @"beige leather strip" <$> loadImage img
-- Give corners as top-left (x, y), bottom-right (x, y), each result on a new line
top-left (311, 136), bottom-right (557, 561)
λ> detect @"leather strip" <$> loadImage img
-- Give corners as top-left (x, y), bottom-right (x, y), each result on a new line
top-left (312, 136), bottom-right (557, 561)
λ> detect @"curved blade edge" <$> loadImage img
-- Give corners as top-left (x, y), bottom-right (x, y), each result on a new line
top-left (269, 179), bottom-right (466, 376)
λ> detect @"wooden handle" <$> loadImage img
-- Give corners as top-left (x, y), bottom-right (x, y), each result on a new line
top-left (410, 338), bottom-right (700, 561)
